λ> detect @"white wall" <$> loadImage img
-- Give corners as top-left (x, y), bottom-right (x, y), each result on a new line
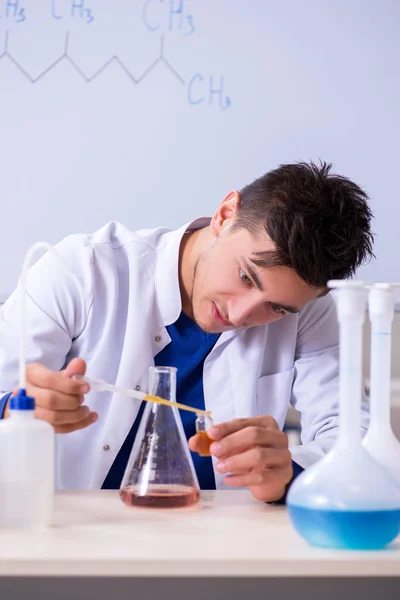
top-left (0, 0), bottom-right (400, 299)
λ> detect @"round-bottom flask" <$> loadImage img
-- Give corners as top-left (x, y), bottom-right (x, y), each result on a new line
top-left (287, 442), bottom-right (400, 549)
top-left (362, 284), bottom-right (400, 483)
top-left (287, 281), bottom-right (400, 550)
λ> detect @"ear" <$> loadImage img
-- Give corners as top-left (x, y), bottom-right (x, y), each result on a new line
top-left (210, 190), bottom-right (240, 236)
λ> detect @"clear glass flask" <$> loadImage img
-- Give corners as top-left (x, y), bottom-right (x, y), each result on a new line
top-left (120, 366), bottom-right (200, 509)
top-left (287, 281), bottom-right (400, 550)
top-left (362, 284), bottom-right (400, 483)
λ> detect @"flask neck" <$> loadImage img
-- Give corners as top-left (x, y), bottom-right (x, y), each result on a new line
top-left (149, 366), bottom-right (177, 401)
top-left (369, 325), bottom-right (392, 428)
top-left (337, 318), bottom-right (363, 443)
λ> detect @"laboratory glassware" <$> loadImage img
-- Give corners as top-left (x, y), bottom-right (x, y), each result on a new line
top-left (120, 366), bottom-right (200, 509)
top-left (287, 281), bottom-right (400, 550)
top-left (363, 283), bottom-right (400, 482)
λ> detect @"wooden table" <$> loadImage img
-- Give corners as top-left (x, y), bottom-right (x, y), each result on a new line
top-left (1, 490), bottom-right (399, 599)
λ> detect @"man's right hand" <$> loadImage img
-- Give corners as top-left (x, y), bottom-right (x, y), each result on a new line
top-left (5, 358), bottom-right (98, 433)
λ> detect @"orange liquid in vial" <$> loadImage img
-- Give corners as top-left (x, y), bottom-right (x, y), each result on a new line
top-left (195, 431), bottom-right (212, 456)
top-left (120, 484), bottom-right (200, 509)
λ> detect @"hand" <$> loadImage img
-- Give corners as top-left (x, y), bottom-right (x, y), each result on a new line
top-left (5, 358), bottom-right (98, 434)
top-left (189, 416), bottom-right (293, 502)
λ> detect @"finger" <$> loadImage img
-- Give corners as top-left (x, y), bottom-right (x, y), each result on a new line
top-left (12, 383), bottom-right (85, 411)
top-left (63, 358), bottom-right (87, 379)
top-left (31, 386), bottom-right (85, 411)
top-left (210, 427), bottom-right (288, 459)
top-left (215, 448), bottom-right (292, 475)
top-left (54, 412), bottom-right (98, 434)
top-left (26, 362), bottom-right (89, 395)
top-left (188, 436), bottom-right (199, 452)
top-left (36, 405), bottom-right (91, 426)
top-left (208, 416), bottom-right (279, 441)
top-left (223, 464), bottom-right (293, 488)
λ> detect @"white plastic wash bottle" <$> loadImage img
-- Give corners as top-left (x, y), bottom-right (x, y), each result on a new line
top-left (0, 390), bottom-right (54, 527)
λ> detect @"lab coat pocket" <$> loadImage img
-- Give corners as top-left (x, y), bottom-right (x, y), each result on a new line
top-left (256, 368), bottom-right (295, 430)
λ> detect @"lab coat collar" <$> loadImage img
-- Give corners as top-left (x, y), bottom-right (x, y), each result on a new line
top-left (155, 217), bottom-right (211, 327)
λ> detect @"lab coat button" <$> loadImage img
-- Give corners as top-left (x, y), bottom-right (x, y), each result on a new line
top-left (135, 385), bottom-right (141, 391)
top-left (155, 335), bottom-right (161, 342)
top-left (103, 444), bottom-right (110, 451)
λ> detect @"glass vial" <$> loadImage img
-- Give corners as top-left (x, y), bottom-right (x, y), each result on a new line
top-left (194, 414), bottom-right (214, 456)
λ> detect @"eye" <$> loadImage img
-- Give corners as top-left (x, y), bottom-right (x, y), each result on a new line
top-left (240, 270), bottom-right (253, 286)
top-left (270, 303), bottom-right (287, 315)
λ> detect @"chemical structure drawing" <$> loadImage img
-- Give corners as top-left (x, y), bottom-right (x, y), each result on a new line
top-left (0, 0), bottom-right (26, 23)
top-left (0, 0), bottom-right (231, 110)
top-left (0, 30), bottom-right (186, 85)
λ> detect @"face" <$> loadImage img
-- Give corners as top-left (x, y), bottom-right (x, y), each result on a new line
top-left (189, 194), bottom-right (324, 334)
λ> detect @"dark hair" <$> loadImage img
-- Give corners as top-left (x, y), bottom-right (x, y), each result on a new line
top-left (234, 161), bottom-right (374, 288)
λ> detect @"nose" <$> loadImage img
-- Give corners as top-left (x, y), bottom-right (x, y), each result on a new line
top-left (227, 296), bottom-right (268, 328)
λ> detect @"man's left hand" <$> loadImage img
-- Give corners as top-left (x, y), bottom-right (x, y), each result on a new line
top-left (189, 416), bottom-right (293, 502)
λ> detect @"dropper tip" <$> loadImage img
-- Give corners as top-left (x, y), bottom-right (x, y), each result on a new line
top-left (197, 410), bottom-right (212, 419)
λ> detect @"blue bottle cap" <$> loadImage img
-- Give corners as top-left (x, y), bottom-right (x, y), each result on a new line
top-left (9, 389), bottom-right (35, 411)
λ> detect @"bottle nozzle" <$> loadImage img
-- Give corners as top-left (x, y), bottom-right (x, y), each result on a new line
top-left (9, 388), bottom-right (35, 411)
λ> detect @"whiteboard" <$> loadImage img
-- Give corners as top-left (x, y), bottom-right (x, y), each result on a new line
top-left (0, 0), bottom-right (399, 301)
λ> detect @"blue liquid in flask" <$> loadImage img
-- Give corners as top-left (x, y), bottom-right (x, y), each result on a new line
top-left (288, 506), bottom-right (400, 550)
top-left (287, 282), bottom-right (400, 551)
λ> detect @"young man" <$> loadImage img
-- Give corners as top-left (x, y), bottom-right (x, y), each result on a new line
top-left (0, 161), bottom-right (374, 503)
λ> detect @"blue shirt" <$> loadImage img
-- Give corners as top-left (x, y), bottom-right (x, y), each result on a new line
top-left (102, 311), bottom-right (220, 489)
top-left (0, 392), bottom-right (12, 417)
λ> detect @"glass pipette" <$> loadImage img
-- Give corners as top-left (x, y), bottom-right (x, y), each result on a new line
top-left (74, 375), bottom-right (212, 417)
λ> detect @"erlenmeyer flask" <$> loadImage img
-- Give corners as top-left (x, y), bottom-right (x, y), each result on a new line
top-left (119, 366), bottom-right (200, 509)
top-left (287, 281), bottom-right (400, 550)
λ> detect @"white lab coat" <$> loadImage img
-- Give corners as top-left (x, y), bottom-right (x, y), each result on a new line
top-left (0, 218), bottom-right (369, 489)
